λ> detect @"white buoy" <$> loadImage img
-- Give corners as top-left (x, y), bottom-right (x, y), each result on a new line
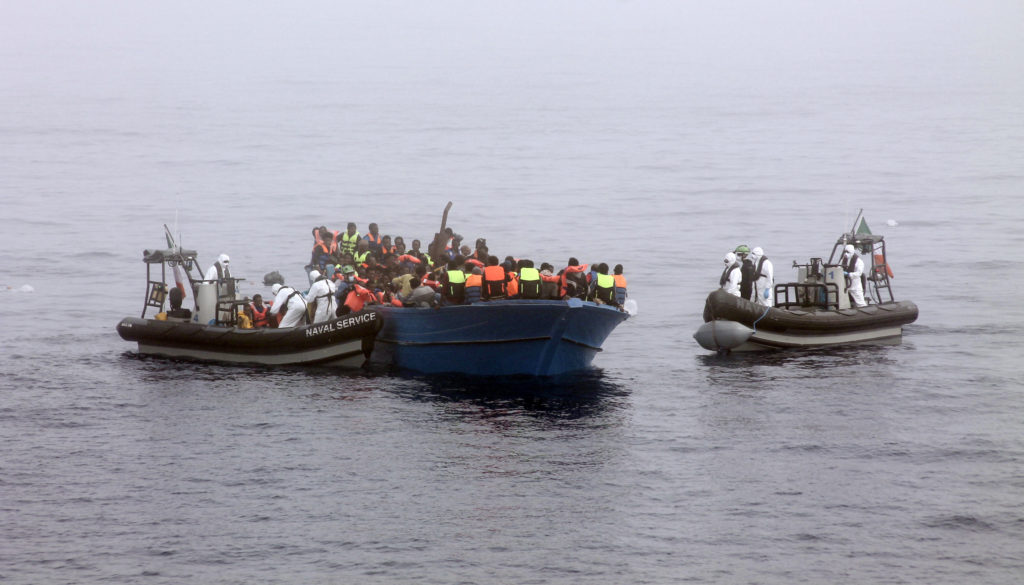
top-left (886, 219), bottom-right (899, 227)
top-left (18, 285), bottom-right (34, 293)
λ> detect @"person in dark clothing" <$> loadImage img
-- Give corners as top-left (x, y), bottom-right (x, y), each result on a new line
top-left (735, 244), bottom-right (755, 301)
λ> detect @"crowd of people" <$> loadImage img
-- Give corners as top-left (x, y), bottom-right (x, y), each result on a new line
top-left (231, 222), bottom-right (628, 328)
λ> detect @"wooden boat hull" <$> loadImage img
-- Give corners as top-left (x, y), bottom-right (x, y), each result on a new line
top-left (370, 298), bottom-right (629, 376)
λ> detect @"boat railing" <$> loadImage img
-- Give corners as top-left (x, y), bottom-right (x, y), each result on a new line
top-left (774, 282), bottom-right (840, 311)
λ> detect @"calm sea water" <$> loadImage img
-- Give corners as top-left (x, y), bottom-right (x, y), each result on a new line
top-left (2, 1), bottom-right (1023, 583)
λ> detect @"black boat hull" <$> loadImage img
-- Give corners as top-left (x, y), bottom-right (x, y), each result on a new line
top-left (696, 289), bottom-right (918, 351)
top-left (116, 310), bottom-right (382, 366)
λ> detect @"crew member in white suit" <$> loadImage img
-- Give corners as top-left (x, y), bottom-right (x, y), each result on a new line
top-left (720, 252), bottom-right (741, 297)
top-left (842, 244), bottom-right (867, 307)
top-left (750, 246), bottom-right (774, 307)
top-left (269, 282), bottom-right (309, 328)
top-left (305, 270), bottom-right (337, 323)
top-left (204, 253), bottom-right (231, 283)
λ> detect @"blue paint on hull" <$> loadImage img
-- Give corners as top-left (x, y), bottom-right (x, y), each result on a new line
top-left (370, 298), bottom-right (629, 376)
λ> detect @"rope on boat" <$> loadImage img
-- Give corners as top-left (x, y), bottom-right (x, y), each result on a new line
top-left (751, 305), bottom-right (771, 333)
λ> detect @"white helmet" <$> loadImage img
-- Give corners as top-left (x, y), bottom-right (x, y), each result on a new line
top-left (271, 283), bottom-right (282, 295)
top-left (723, 252), bottom-right (737, 264)
top-left (217, 253), bottom-right (230, 264)
top-left (752, 246), bottom-right (764, 257)
top-left (309, 269), bottom-right (321, 280)
top-left (844, 244), bottom-right (855, 255)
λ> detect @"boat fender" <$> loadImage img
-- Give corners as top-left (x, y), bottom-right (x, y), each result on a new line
top-left (694, 320), bottom-right (754, 351)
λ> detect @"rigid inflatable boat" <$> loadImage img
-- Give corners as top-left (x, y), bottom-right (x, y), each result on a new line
top-left (695, 218), bottom-right (918, 352)
top-left (117, 228), bottom-right (381, 367)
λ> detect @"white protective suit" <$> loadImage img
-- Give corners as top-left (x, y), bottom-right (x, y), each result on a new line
top-left (750, 247), bottom-right (774, 307)
top-left (269, 283), bottom-right (309, 328)
top-left (842, 244), bottom-right (867, 307)
top-left (204, 253), bottom-right (231, 282)
top-left (720, 252), bottom-right (742, 297)
top-left (305, 270), bottom-right (337, 323)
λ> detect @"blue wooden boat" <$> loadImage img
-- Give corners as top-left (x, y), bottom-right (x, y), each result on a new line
top-left (369, 298), bottom-right (629, 376)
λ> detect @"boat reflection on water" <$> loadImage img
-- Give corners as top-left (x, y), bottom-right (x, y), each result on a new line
top-left (388, 369), bottom-right (633, 422)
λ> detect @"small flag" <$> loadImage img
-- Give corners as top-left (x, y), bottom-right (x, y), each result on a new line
top-left (857, 218), bottom-right (872, 235)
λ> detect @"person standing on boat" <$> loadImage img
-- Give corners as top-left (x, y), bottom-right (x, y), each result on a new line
top-left (720, 252), bottom-right (742, 297)
top-left (204, 253), bottom-right (231, 284)
top-left (750, 247), bottom-right (774, 307)
top-left (306, 270), bottom-right (337, 324)
top-left (362, 222), bottom-right (382, 254)
top-left (842, 244), bottom-right (868, 307)
top-left (269, 283), bottom-right (309, 328)
top-left (338, 223), bottom-right (360, 257)
top-left (734, 245), bottom-right (756, 301)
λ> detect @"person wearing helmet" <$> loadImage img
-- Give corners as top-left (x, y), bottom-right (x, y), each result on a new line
top-left (842, 244), bottom-right (867, 307)
top-left (734, 245), bottom-right (756, 300)
top-left (750, 246), bottom-right (774, 307)
top-left (720, 252), bottom-right (742, 297)
top-left (305, 269), bottom-right (337, 324)
top-left (269, 281), bottom-right (309, 328)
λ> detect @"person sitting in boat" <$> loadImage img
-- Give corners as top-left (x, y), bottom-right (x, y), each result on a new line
top-left (166, 286), bottom-right (192, 321)
top-left (482, 256), bottom-right (510, 300)
top-left (516, 260), bottom-right (542, 300)
top-left (465, 266), bottom-right (483, 304)
top-left (720, 252), bottom-right (742, 297)
top-left (339, 279), bottom-right (375, 315)
top-left (389, 264), bottom-right (414, 296)
top-left (613, 264), bottom-right (628, 306)
top-left (750, 247), bottom-right (774, 307)
top-left (409, 239), bottom-right (432, 265)
top-left (559, 258), bottom-right (590, 300)
top-left (246, 294), bottom-right (271, 328)
top-left (842, 244), bottom-right (868, 307)
top-left (269, 283), bottom-right (309, 328)
top-left (439, 258), bottom-right (467, 305)
top-left (305, 270), bottom-right (337, 324)
top-left (399, 276), bottom-right (438, 308)
top-left (539, 263), bottom-right (561, 299)
top-left (588, 263), bottom-right (618, 306)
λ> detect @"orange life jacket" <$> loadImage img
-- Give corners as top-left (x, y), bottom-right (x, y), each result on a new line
top-left (506, 272), bottom-right (519, 298)
top-left (249, 302), bottom-right (270, 328)
top-left (560, 264), bottom-right (590, 298)
top-left (344, 284), bottom-right (373, 313)
top-left (465, 273), bottom-right (483, 303)
top-left (483, 265), bottom-right (508, 299)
